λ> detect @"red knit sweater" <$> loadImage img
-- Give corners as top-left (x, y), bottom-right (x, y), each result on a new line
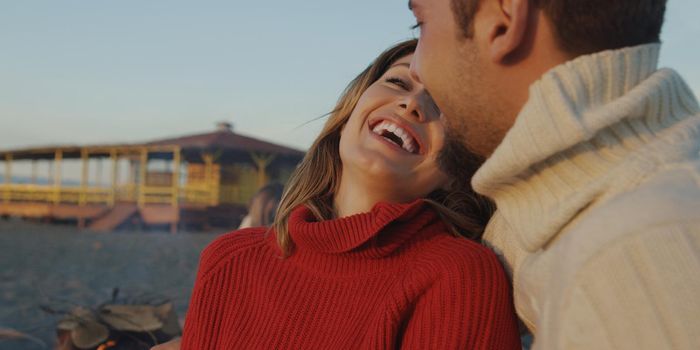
top-left (181, 200), bottom-right (521, 349)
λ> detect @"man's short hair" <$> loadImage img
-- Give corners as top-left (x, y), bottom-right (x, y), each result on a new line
top-left (451, 0), bottom-right (667, 55)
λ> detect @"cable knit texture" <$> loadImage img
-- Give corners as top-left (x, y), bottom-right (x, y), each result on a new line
top-left (475, 43), bottom-right (700, 349)
top-left (181, 200), bottom-right (521, 349)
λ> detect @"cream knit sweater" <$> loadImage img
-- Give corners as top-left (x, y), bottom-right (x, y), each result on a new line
top-left (475, 44), bottom-right (700, 349)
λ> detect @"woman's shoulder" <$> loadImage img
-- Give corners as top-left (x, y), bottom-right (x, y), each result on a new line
top-left (197, 227), bottom-right (272, 278)
top-left (416, 233), bottom-right (507, 281)
top-left (396, 234), bottom-right (512, 312)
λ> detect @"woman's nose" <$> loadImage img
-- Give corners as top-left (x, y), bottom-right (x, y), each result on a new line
top-left (398, 101), bottom-right (423, 122)
top-left (398, 93), bottom-right (429, 122)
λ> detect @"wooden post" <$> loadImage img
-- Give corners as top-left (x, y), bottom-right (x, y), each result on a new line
top-left (77, 149), bottom-right (88, 229)
top-left (96, 157), bottom-right (103, 188)
top-left (258, 163), bottom-right (266, 188)
top-left (54, 150), bottom-right (63, 204)
top-left (203, 153), bottom-right (215, 206)
top-left (251, 153), bottom-right (276, 189)
top-left (170, 147), bottom-right (181, 234)
top-left (49, 161), bottom-right (53, 185)
top-left (110, 149), bottom-right (118, 206)
top-left (3, 154), bottom-right (10, 184)
top-left (31, 160), bottom-right (37, 184)
top-left (127, 158), bottom-right (135, 202)
top-left (80, 149), bottom-right (89, 206)
top-left (3, 154), bottom-right (11, 203)
top-left (138, 148), bottom-right (147, 209)
top-left (172, 147), bottom-right (181, 207)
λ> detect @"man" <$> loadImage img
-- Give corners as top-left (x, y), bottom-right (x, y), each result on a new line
top-left (409, 0), bottom-right (700, 348)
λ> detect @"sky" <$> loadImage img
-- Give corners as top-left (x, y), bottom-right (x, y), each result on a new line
top-left (1, 0), bottom-right (699, 159)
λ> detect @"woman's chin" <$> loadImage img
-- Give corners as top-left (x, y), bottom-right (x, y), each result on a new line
top-left (344, 148), bottom-right (414, 175)
top-left (350, 159), bottom-right (409, 182)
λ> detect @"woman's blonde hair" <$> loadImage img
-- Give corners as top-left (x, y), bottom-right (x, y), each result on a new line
top-left (272, 39), bottom-right (494, 257)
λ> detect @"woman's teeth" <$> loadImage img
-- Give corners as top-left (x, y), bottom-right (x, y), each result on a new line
top-left (371, 120), bottom-right (418, 154)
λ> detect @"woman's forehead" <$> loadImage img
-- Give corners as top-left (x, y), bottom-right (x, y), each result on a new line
top-left (394, 54), bottom-right (413, 65)
top-left (386, 55), bottom-right (413, 73)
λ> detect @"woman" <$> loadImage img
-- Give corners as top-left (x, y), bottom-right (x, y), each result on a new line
top-left (238, 183), bottom-right (284, 229)
top-left (174, 39), bottom-right (520, 349)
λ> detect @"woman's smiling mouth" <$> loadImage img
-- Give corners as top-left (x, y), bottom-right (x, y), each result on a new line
top-left (369, 119), bottom-right (421, 154)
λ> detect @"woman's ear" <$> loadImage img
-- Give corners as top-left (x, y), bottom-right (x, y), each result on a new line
top-left (485, 0), bottom-right (531, 63)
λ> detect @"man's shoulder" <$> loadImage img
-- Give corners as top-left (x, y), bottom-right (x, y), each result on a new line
top-left (578, 159), bottom-right (700, 235)
top-left (550, 160), bottom-right (700, 272)
top-left (544, 182), bottom-right (700, 350)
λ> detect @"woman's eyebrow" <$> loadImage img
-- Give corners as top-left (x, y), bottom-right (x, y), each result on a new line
top-left (390, 62), bottom-right (411, 69)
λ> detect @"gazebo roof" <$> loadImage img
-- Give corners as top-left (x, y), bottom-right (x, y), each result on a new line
top-left (147, 123), bottom-right (304, 157)
top-left (0, 123), bottom-right (306, 161)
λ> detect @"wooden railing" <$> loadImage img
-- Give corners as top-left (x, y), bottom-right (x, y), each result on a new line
top-left (181, 184), bottom-right (216, 206)
top-left (0, 184), bottom-right (111, 205)
top-left (0, 145), bottom-right (275, 211)
top-left (0, 183), bottom-right (250, 207)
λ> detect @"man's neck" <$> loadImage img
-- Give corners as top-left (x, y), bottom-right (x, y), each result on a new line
top-left (484, 15), bottom-right (574, 158)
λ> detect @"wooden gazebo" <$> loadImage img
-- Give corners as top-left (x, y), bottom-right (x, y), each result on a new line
top-left (0, 123), bottom-right (304, 232)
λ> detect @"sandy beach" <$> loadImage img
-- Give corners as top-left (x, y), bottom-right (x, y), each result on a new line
top-left (0, 219), bottom-right (221, 350)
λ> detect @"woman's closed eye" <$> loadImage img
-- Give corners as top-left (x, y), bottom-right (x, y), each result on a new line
top-left (385, 76), bottom-right (412, 91)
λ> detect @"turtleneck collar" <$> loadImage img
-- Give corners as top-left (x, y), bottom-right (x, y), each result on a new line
top-left (289, 199), bottom-right (436, 255)
top-left (474, 43), bottom-right (700, 252)
top-left (272, 199), bottom-right (445, 276)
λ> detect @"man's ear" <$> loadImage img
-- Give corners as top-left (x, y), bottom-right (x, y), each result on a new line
top-left (487, 0), bottom-right (530, 63)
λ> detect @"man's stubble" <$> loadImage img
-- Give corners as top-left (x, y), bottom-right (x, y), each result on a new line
top-left (436, 39), bottom-right (510, 179)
